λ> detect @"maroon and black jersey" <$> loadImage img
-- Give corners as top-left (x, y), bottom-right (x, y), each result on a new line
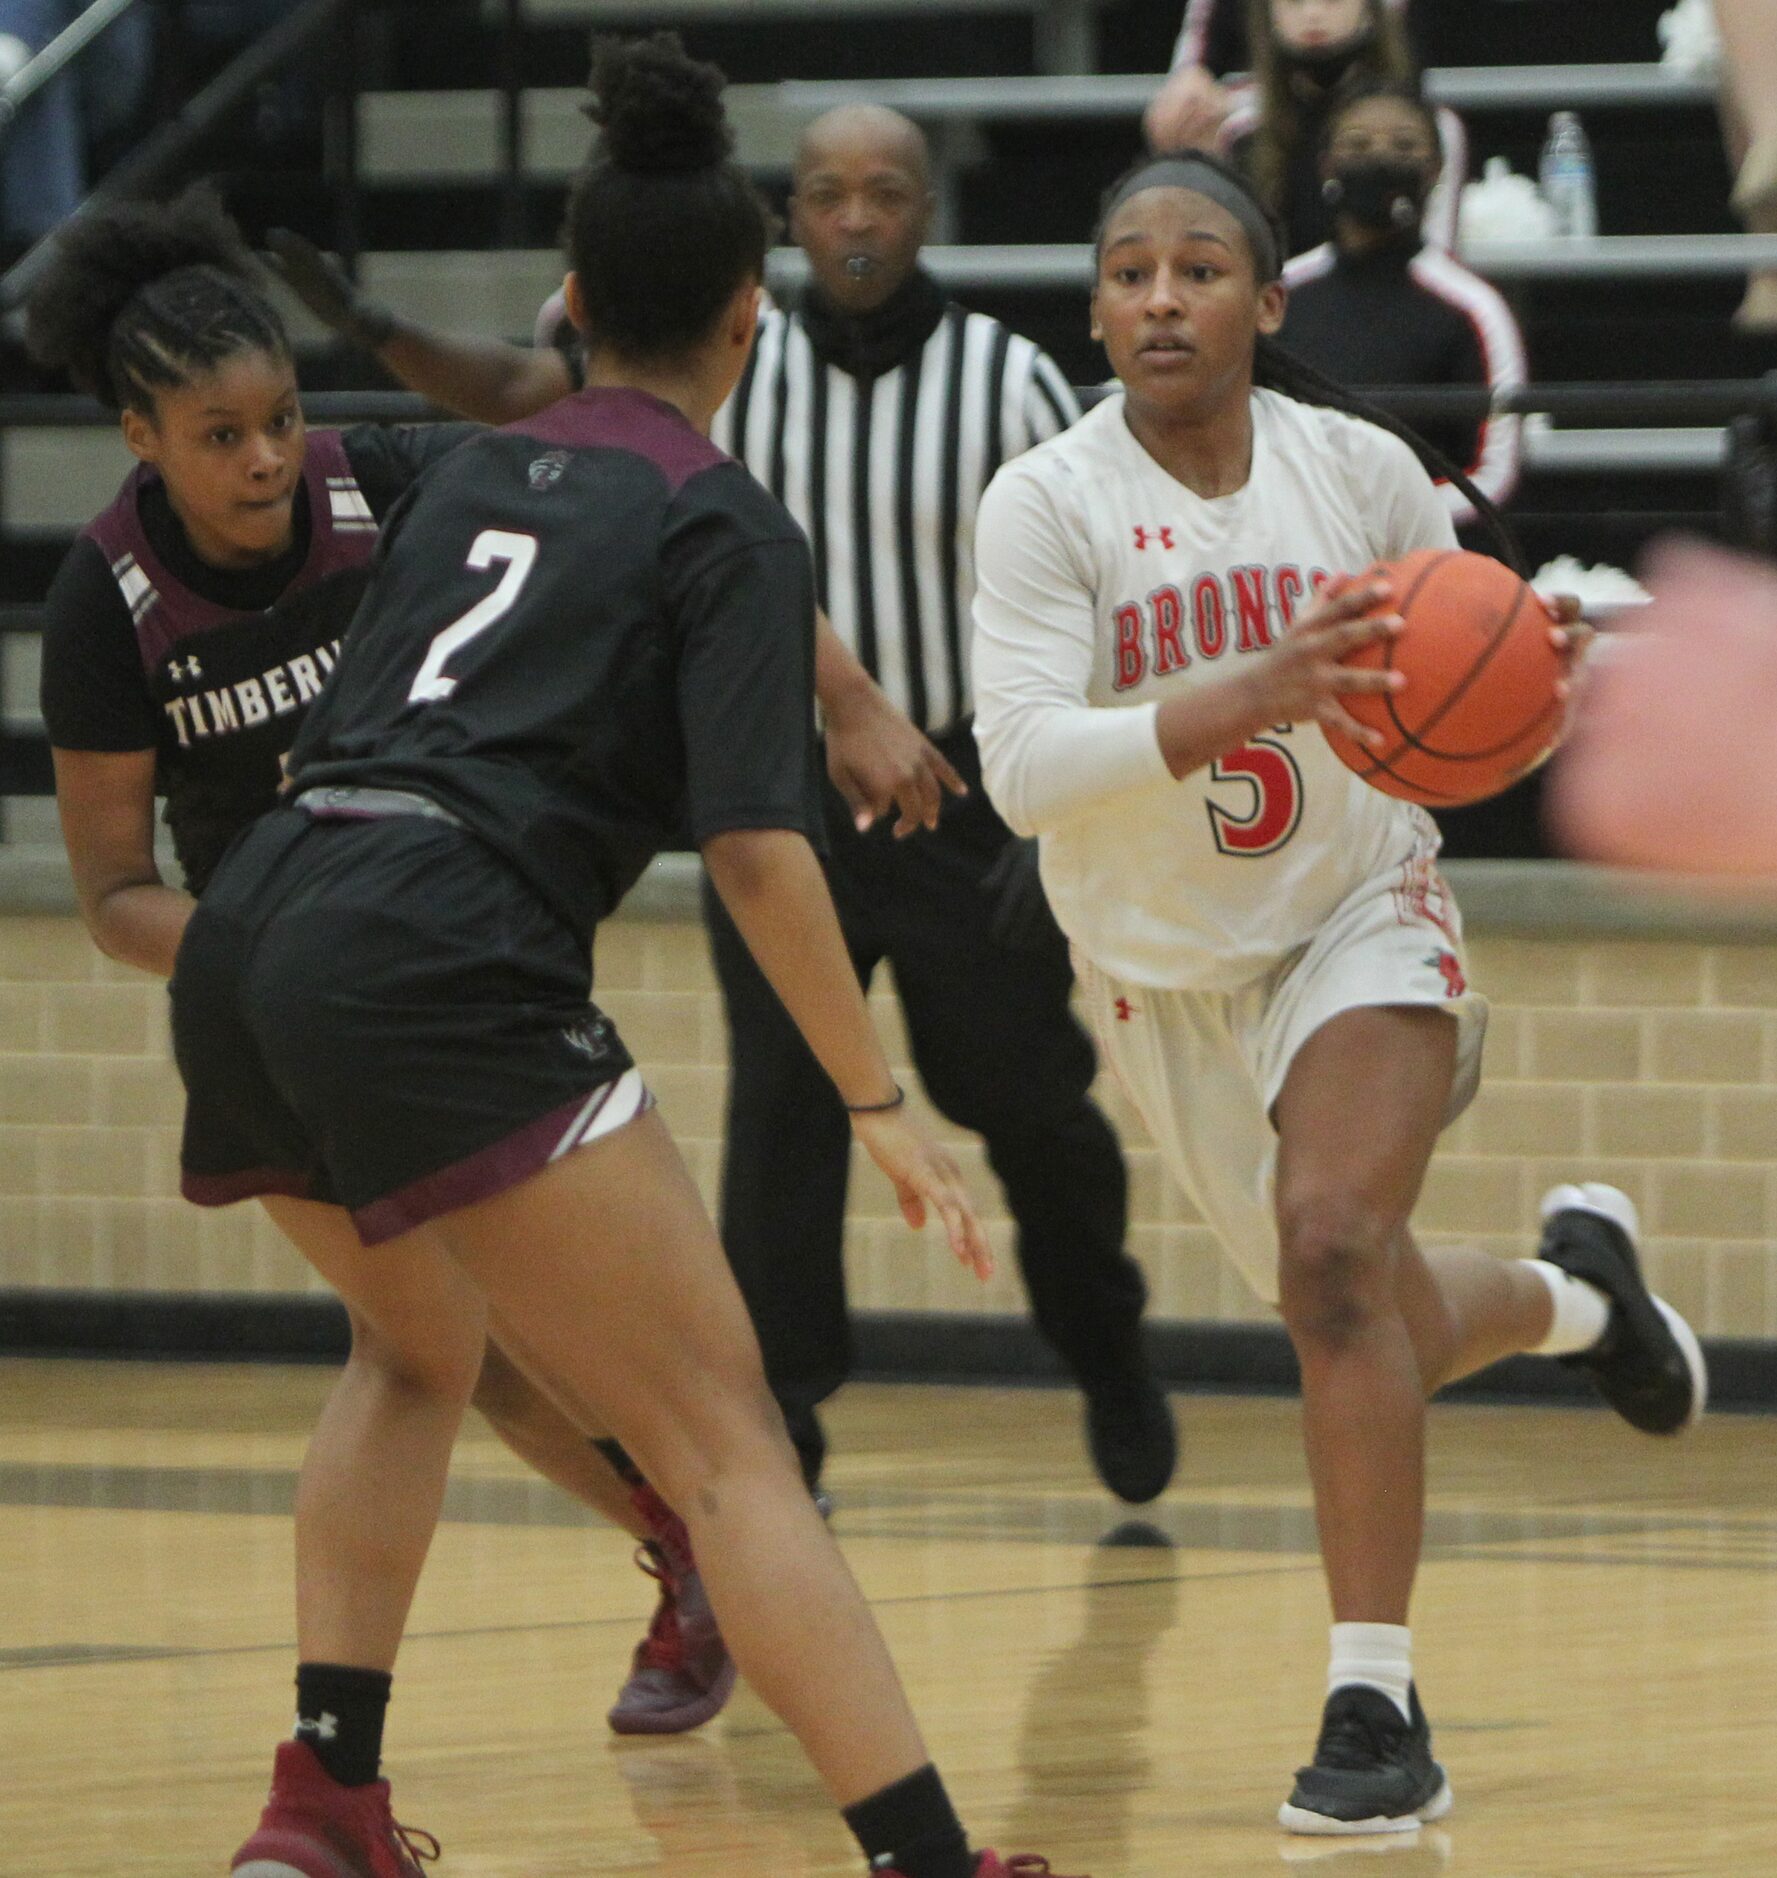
top-left (288, 387), bottom-right (824, 940)
top-left (40, 423), bottom-right (475, 892)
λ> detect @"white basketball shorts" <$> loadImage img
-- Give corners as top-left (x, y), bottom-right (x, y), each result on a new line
top-left (1076, 856), bottom-right (1488, 1305)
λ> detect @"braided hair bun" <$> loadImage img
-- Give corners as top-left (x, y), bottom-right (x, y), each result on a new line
top-left (564, 32), bottom-right (770, 360)
top-left (583, 32), bottom-right (733, 175)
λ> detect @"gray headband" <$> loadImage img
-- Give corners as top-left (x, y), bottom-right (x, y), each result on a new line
top-left (1101, 157), bottom-right (1282, 283)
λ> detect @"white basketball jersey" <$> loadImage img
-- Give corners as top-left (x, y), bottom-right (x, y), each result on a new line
top-left (972, 388), bottom-right (1459, 991)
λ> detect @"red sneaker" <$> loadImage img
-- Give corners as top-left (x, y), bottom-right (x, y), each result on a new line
top-left (606, 1484), bottom-right (737, 1736)
top-left (231, 1740), bottom-right (439, 1877)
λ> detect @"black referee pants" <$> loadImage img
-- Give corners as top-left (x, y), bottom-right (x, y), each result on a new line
top-left (703, 728), bottom-right (1145, 1480)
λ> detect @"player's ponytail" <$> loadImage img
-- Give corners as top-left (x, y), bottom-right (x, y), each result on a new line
top-left (1253, 337), bottom-right (1527, 574)
top-left (25, 184), bottom-right (289, 416)
top-left (564, 32), bottom-right (772, 360)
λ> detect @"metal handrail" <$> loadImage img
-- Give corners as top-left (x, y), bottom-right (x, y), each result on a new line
top-left (4, 379), bottom-right (1775, 434)
top-left (0, 0), bottom-right (141, 140)
top-left (759, 236), bottom-right (1777, 296)
top-left (776, 62), bottom-right (1719, 125)
top-left (0, 0), bottom-right (361, 312)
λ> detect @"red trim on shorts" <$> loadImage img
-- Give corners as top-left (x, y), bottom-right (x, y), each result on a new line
top-left (351, 1078), bottom-right (645, 1246)
top-left (181, 1167), bottom-right (318, 1208)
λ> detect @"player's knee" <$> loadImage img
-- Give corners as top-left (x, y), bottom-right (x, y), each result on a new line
top-left (347, 1310), bottom-right (485, 1406)
top-left (1276, 1195), bottom-right (1395, 1352)
top-left (631, 1352), bottom-right (793, 1510)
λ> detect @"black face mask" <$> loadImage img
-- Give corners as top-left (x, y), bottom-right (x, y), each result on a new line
top-left (1322, 159), bottom-right (1429, 235)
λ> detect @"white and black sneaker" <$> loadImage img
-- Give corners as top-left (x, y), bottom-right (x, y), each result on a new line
top-left (1538, 1183), bottom-right (1707, 1435)
top-left (1279, 1684), bottom-right (1452, 1836)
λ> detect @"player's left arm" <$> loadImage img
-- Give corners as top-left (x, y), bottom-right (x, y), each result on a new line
top-left (1369, 427), bottom-right (1586, 708)
top-left (675, 504), bottom-right (990, 1277)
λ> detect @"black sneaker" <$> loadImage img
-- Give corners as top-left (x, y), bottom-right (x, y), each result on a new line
top-left (1083, 1367), bottom-right (1178, 1504)
top-left (1279, 1684), bottom-right (1452, 1836)
top-left (1538, 1183), bottom-right (1707, 1435)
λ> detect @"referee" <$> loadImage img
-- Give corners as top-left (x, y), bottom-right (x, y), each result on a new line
top-left (705, 104), bottom-right (1171, 1503)
top-left (268, 99), bottom-right (1176, 1506)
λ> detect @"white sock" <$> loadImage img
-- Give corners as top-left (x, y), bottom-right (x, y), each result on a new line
top-left (1328, 1622), bottom-right (1413, 1722)
top-left (1525, 1259), bottom-right (1612, 1355)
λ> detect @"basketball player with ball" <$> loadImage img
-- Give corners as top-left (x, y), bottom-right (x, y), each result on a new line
top-left (972, 150), bottom-right (1708, 1837)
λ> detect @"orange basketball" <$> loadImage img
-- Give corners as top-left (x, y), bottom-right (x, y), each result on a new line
top-left (1321, 548), bottom-right (1565, 808)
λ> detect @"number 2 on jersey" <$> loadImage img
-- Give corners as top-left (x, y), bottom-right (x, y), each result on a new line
top-left (407, 530), bottom-right (539, 705)
top-left (1207, 732), bottom-right (1303, 857)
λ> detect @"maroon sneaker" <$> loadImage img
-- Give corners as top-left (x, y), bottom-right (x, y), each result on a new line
top-left (231, 1739), bottom-right (439, 1877)
top-left (606, 1484), bottom-right (737, 1736)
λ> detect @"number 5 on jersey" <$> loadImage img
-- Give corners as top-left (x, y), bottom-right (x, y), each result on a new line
top-left (408, 529), bottom-right (538, 705)
top-left (1207, 732), bottom-right (1303, 857)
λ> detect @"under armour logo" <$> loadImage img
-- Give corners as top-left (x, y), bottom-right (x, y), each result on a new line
top-left (1114, 997), bottom-right (1138, 1022)
top-left (1428, 952), bottom-right (1467, 998)
top-left (167, 655), bottom-right (203, 683)
top-left (1133, 526), bottom-right (1175, 551)
top-left (294, 1712), bottom-right (339, 1742)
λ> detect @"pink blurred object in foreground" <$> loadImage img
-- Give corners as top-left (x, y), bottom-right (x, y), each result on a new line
top-left (1551, 540), bottom-right (1777, 876)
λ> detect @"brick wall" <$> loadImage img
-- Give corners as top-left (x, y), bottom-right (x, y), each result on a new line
top-left (0, 911), bottom-right (1773, 1339)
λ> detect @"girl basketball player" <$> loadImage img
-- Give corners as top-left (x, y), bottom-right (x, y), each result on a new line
top-left (169, 36), bottom-right (1067, 1878)
top-left (25, 189), bottom-right (738, 1744)
top-left (971, 149), bottom-right (1707, 1836)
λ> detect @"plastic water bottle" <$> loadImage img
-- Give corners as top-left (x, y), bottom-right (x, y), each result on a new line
top-left (1539, 111), bottom-right (1598, 238)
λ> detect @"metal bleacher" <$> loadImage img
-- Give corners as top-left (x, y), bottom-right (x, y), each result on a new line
top-left (480, 0), bottom-right (1112, 76)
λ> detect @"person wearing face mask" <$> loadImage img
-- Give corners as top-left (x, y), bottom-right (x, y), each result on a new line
top-left (1215, 0), bottom-right (1465, 258)
top-left (1280, 79), bottom-right (1524, 528)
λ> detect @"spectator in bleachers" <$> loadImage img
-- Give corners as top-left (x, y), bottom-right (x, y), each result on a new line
top-left (1714, 0), bottom-right (1777, 328)
top-left (1146, 0), bottom-right (1412, 157)
top-left (0, 0), bottom-right (154, 258)
top-left (1209, 0), bottom-right (1465, 259)
top-left (1280, 78), bottom-right (1522, 526)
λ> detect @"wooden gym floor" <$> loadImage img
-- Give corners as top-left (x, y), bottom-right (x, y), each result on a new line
top-left (2, 1358), bottom-right (1773, 1877)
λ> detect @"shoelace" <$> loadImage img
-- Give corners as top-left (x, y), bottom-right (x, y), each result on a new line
top-left (391, 1819), bottom-right (441, 1872)
top-left (1313, 1703), bottom-right (1400, 1772)
top-left (633, 1543), bottom-right (688, 1673)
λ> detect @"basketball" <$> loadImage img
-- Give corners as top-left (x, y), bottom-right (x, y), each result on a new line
top-left (1321, 548), bottom-right (1566, 808)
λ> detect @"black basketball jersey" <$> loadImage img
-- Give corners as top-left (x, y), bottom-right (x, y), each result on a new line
top-left (287, 387), bottom-right (824, 939)
top-left (42, 424), bottom-right (476, 892)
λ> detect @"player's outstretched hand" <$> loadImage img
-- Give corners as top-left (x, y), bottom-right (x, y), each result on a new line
top-left (264, 229), bottom-right (396, 351)
top-left (1248, 575), bottom-right (1406, 751)
top-left (850, 1107), bottom-right (995, 1281)
top-left (1552, 540), bottom-right (1777, 875)
top-left (826, 679), bottom-right (968, 837)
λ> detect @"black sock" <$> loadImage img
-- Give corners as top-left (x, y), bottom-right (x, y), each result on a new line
top-left (592, 1437), bottom-right (645, 1487)
top-left (842, 1765), bottom-right (974, 1878)
top-left (294, 1662), bottom-right (392, 1788)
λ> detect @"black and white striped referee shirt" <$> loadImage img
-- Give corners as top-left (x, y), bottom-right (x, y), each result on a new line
top-left (711, 303), bottom-right (1081, 737)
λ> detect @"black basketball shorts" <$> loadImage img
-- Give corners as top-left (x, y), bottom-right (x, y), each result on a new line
top-left (171, 807), bottom-right (648, 1245)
